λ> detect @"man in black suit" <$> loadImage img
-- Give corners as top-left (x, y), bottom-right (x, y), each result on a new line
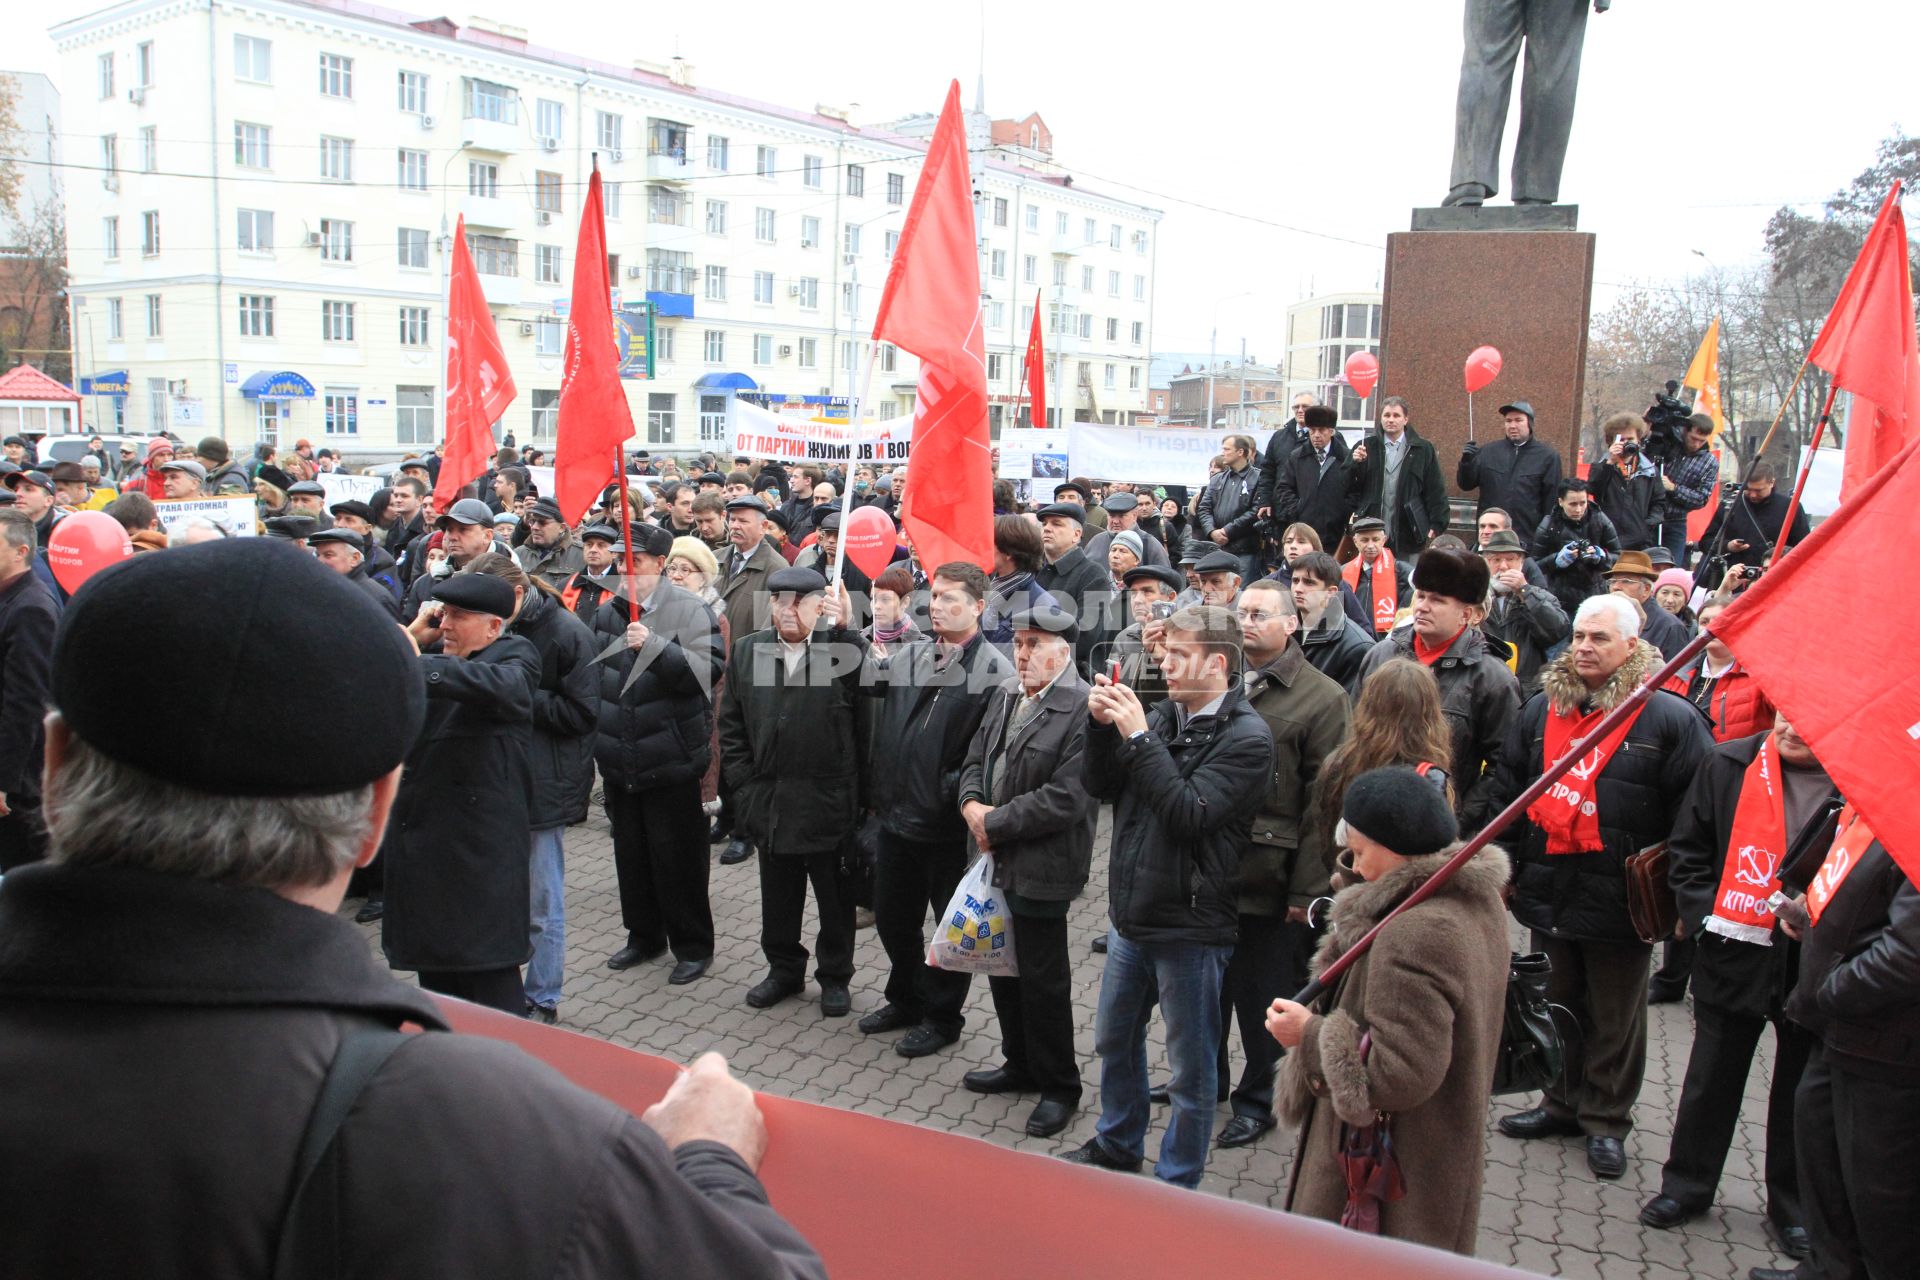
top-left (1269, 405), bottom-right (1355, 551)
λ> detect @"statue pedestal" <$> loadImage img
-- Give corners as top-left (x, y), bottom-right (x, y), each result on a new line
top-left (1379, 208), bottom-right (1595, 515)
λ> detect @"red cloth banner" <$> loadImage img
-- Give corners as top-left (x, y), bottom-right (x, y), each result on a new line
top-left (553, 171), bottom-right (636, 525)
top-left (435, 215), bottom-right (517, 515)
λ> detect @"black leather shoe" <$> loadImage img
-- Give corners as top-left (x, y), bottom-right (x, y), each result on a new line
top-left (606, 943), bottom-right (666, 971)
top-left (719, 839), bottom-right (753, 865)
top-left (818, 984), bottom-right (852, 1017)
top-left (1090, 934), bottom-right (1108, 954)
top-left (1057, 1138), bottom-right (1141, 1173)
top-left (1150, 1081), bottom-right (1228, 1106)
top-left (353, 897), bottom-right (384, 924)
top-left (667, 958), bottom-right (709, 986)
top-left (1639, 1194), bottom-right (1699, 1229)
top-left (1648, 983), bottom-right (1687, 1005)
top-left (1765, 1220), bottom-right (1811, 1261)
top-left (1216, 1114), bottom-right (1276, 1149)
top-left (857, 1003), bottom-right (915, 1035)
top-left (1587, 1135), bottom-right (1627, 1179)
top-left (1749, 1269), bottom-right (1799, 1280)
top-left (963, 1066), bottom-right (1037, 1094)
top-left (526, 1003), bottom-right (558, 1024)
top-left (1497, 1106), bottom-right (1584, 1140)
top-left (896, 1024), bottom-right (958, 1058)
top-left (708, 819), bottom-right (730, 845)
top-left (1025, 1099), bottom-right (1076, 1138)
top-left (744, 975), bottom-right (802, 1008)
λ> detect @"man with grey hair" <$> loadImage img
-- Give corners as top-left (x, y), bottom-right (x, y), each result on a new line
top-left (0, 507), bottom-right (57, 870)
top-left (0, 539), bottom-right (826, 1276)
top-left (1493, 590), bottom-right (1712, 1181)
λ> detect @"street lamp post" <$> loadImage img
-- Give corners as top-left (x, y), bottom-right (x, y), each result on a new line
top-left (1205, 291), bottom-right (1256, 429)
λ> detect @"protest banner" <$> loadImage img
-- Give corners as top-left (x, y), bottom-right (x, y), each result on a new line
top-left (995, 427), bottom-right (1070, 503)
top-left (733, 400), bottom-right (911, 466)
top-left (317, 472), bottom-right (384, 508)
top-left (1065, 423), bottom-right (1222, 488)
top-left (154, 496), bottom-right (258, 538)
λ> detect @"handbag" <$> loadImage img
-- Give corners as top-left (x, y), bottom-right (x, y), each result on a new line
top-left (1336, 1033), bottom-right (1405, 1234)
top-left (1491, 951), bottom-right (1569, 1097)
top-left (1624, 840), bottom-right (1677, 945)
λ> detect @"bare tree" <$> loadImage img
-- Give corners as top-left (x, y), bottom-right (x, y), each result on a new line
top-left (0, 198), bottom-right (71, 381)
top-left (0, 75), bottom-right (21, 225)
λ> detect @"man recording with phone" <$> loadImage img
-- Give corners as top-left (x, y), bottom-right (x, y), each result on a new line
top-left (1700, 463), bottom-right (1810, 573)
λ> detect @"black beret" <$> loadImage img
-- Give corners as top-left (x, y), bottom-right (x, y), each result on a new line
top-left (307, 527), bottom-right (366, 554)
top-left (51, 540), bottom-right (424, 795)
top-left (1342, 765), bottom-right (1459, 859)
top-left (1350, 516), bottom-right (1387, 534)
top-left (433, 572), bottom-right (517, 618)
top-left (763, 506), bottom-right (793, 533)
top-left (1194, 550), bottom-right (1242, 575)
top-left (767, 566), bottom-right (827, 596)
top-left (1009, 597), bottom-right (1078, 644)
top-left (632, 522), bottom-right (675, 557)
top-left (265, 515), bottom-right (319, 541)
top-left (1123, 565), bottom-right (1186, 593)
top-left (725, 495), bottom-right (769, 515)
top-left (329, 499), bottom-right (374, 522)
top-left (1036, 503), bottom-right (1086, 525)
top-left (257, 467), bottom-right (295, 493)
top-left (1410, 545), bottom-right (1491, 604)
top-left (699, 471), bottom-right (726, 486)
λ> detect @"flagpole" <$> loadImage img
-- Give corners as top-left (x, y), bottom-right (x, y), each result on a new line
top-left (828, 339), bottom-right (882, 588)
top-left (614, 446), bottom-right (640, 624)
top-left (1769, 383), bottom-right (1840, 568)
top-left (1288, 628), bottom-right (1713, 1007)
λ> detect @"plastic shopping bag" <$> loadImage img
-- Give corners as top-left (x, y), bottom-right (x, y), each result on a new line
top-left (928, 855), bottom-right (1018, 977)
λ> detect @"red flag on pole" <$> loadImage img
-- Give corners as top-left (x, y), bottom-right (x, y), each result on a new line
top-left (1711, 434), bottom-right (1920, 887)
top-left (553, 168), bottom-right (636, 525)
top-left (1806, 182), bottom-right (1920, 501)
top-left (1024, 289), bottom-right (1047, 429)
top-left (434, 214), bottom-right (517, 514)
top-left (871, 81), bottom-right (994, 572)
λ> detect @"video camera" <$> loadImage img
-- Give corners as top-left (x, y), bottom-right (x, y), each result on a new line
top-left (1640, 379), bottom-right (1692, 462)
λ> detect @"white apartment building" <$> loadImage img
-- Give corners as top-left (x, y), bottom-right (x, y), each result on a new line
top-left (52, 0), bottom-right (1161, 459)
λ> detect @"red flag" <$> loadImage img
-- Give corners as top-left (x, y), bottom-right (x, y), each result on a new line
top-left (1711, 434), bottom-right (1920, 887)
top-left (1806, 182), bottom-right (1920, 500)
top-left (1024, 290), bottom-right (1047, 429)
top-left (553, 169), bottom-right (636, 525)
top-left (871, 81), bottom-right (993, 572)
top-left (434, 215), bottom-right (517, 514)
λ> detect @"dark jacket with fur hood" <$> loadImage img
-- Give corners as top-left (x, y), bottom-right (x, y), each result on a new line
top-left (1495, 639), bottom-right (1714, 943)
top-left (1277, 844), bottom-right (1512, 1255)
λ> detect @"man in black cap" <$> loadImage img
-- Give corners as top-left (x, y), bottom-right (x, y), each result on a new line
top-left (1033, 502), bottom-right (1110, 675)
top-left (561, 523), bottom-right (622, 624)
top-left (589, 521), bottom-right (724, 985)
top-left (285, 481), bottom-right (335, 528)
top-left (264, 515), bottom-right (320, 545)
top-left (1340, 515), bottom-right (1412, 639)
top-left (1479, 527), bottom-right (1569, 692)
top-left (719, 567), bottom-right (867, 1017)
top-left (329, 499), bottom-right (404, 598)
top-left (713, 496), bottom-right (791, 863)
top-left (0, 538), bottom-right (825, 1276)
top-left (513, 497), bottom-right (586, 591)
top-left (311, 528), bottom-right (402, 621)
top-left (386, 572), bottom-right (541, 1014)
top-left (195, 437), bottom-right (252, 496)
top-left (0, 508), bottom-right (58, 871)
top-left (1085, 491), bottom-right (1170, 570)
top-left (1458, 400), bottom-right (1564, 541)
top-left (1354, 545), bottom-right (1521, 828)
top-left (2, 471), bottom-right (62, 598)
top-left (1192, 549), bottom-right (1245, 609)
top-left (403, 499), bottom-right (504, 621)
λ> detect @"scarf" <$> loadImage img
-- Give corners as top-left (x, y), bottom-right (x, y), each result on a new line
top-left (1525, 699), bottom-right (1649, 854)
top-left (872, 618), bottom-right (910, 645)
top-left (1806, 805), bottom-right (1875, 926)
top-left (1412, 626), bottom-right (1464, 667)
top-left (1705, 735), bottom-right (1786, 945)
top-left (1342, 550), bottom-right (1397, 635)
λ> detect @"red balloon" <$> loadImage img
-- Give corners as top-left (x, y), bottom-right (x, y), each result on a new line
top-left (46, 509), bottom-right (135, 594)
top-left (840, 505), bottom-right (897, 580)
top-left (1464, 345), bottom-right (1504, 393)
top-left (1343, 350), bottom-right (1380, 400)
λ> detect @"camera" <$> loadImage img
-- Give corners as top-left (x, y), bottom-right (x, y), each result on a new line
top-left (1149, 601), bottom-right (1176, 621)
top-left (1640, 379), bottom-right (1691, 462)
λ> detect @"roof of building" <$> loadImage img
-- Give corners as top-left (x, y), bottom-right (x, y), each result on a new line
top-left (0, 365), bottom-right (79, 403)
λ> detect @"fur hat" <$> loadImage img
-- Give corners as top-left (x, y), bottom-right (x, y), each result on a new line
top-left (1342, 765), bottom-right (1458, 859)
top-left (1410, 545), bottom-right (1490, 604)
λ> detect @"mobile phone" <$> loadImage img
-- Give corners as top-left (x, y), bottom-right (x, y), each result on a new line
top-left (1108, 659), bottom-right (1122, 684)
top-left (1149, 601), bottom-right (1176, 621)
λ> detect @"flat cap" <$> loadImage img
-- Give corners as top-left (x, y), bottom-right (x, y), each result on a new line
top-left (1100, 492), bottom-right (1137, 515)
top-left (577, 522), bottom-right (620, 543)
top-left (1349, 516), bottom-right (1387, 534)
top-left (51, 540), bottom-right (424, 795)
top-left (526, 496), bottom-right (565, 524)
top-left (437, 498), bottom-right (495, 528)
top-left (699, 471), bottom-right (726, 486)
top-left (1036, 502), bottom-right (1086, 525)
top-left (286, 480), bottom-right (327, 497)
top-left (1052, 482), bottom-right (1092, 503)
top-left (725, 495), bottom-right (769, 515)
top-left (399, 458), bottom-right (433, 474)
top-left (1123, 565), bottom-right (1186, 593)
top-left (264, 515), bottom-right (319, 541)
top-left (433, 572), bottom-right (517, 619)
top-left (766, 566), bottom-right (827, 596)
top-left (1010, 598), bottom-right (1078, 643)
top-left (329, 499), bottom-right (375, 522)
top-left (307, 527), bottom-right (366, 554)
top-left (1194, 550), bottom-right (1242, 575)
top-left (817, 510), bottom-right (843, 533)
top-left (1176, 539), bottom-right (1208, 567)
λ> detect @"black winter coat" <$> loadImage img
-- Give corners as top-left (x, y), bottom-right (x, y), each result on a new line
top-left (1195, 463), bottom-right (1263, 555)
top-left (1700, 490), bottom-right (1810, 569)
top-left (1270, 446), bottom-right (1356, 551)
top-left (1496, 641), bottom-right (1714, 943)
top-left (1298, 604), bottom-right (1376, 698)
top-left (1456, 436), bottom-right (1563, 539)
top-left (1033, 547), bottom-right (1112, 673)
top-left (1586, 455), bottom-right (1667, 551)
top-left (382, 635), bottom-right (540, 972)
top-left (1356, 626), bottom-right (1521, 828)
top-left (0, 571), bottom-right (57, 802)
top-left (589, 582), bottom-right (723, 794)
top-left (1480, 580), bottom-right (1568, 692)
top-left (508, 588), bottom-right (600, 828)
top-left (1528, 506), bottom-right (1622, 615)
top-left (958, 673), bottom-right (1099, 903)
top-left (1255, 427), bottom-right (1350, 516)
top-left (1347, 426), bottom-right (1449, 557)
top-left (1086, 683), bottom-right (1274, 947)
top-left (866, 632), bottom-right (1012, 842)
top-left (1786, 841), bottom-right (1920, 1082)
top-left (346, 563), bottom-right (402, 621)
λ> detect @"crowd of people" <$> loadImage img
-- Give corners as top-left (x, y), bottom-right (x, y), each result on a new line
top-left (0, 394), bottom-right (1906, 1280)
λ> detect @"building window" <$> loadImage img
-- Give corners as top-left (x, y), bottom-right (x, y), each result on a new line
top-left (323, 388), bottom-right (359, 435)
top-left (993, 197), bottom-right (1009, 227)
top-left (535, 99), bottom-right (564, 145)
top-left (654, 326), bottom-right (673, 362)
top-left (1019, 304), bottom-right (1033, 333)
top-left (397, 148), bottom-right (428, 191)
top-left (646, 392), bottom-right (675, 445)
top-left (885, 230), bottom-right (899, 260)
top-left (233, 33), bottom-right (273, 83)
top-left (318, 52), bottom-right (353, 98)
top-left (1131, 320), bottom-right (1143, 345)
top-left (468, 234), bottom-right (517, 276)
top-left (395, 228), bottom-right (428, 269)
top-left (1108, 269), bottom-right (1121, 297)
top-left (1109, 223), bottom-right (1123, 250)
top-left (238, 294), bottom-right (274, 337)
top-left (800, 216), bottom-right (820, 248)
top-left (704, 266), bottom-right (728, 302)
top-left (796, 277), bottom-right (818, 310)
top-left (463, 77), bottom-right (516, 123)
top-left (702, 330), bottom-right (725, 364)
top-left (841, 282), bottom-right (856, 314)
top-left (1051, 259), bottom-right (1067, 287)
top-left (396, 385), bottom-right (435, 444)
top-left (1133, 275), bottom-right (1146, 300)
top-left (145, 294), bottom-right (162, 337)
top-left (1078, 314), bottom-right (1093, 339)
top-left (1106, 317), bottom-right (1119, 342)
top-left (707, 134), bottom-right (729, 170)
top-left (1129, 365), bottom-right (1142, 390)
top-left (843, 224), bottom-right (861, 257)
top-left (752, 334), bottom-right (773, 365)
top-left (98, 53), bottom-right (114, 99)
top-left (596, 111), bottom-right (622, 152)
top-left (233, 122), bottom-right (269, 168)
top-left (534, 318), bottom-right (563, 355)
top-left (319, 219), bottom-right (352, 262)
top-left (797, 337), bottom-right (817, 368)
top-left (840, 341), bottom-right (857, 374)
top-left (536, 244), bottom-right (562, 283)
top-left (989, 249), bottom-right (1006, 279)
top-left (398, 306), bottom-right (431, 346)
top-left (237, 208), bottom-right (272, 252)
top-left (320, 136), bottom-right (353, 182)
top-left (535, 171), bottom-right (563, 213)
top-left (646, 249), bottom-right (693, 293)
top-left (321, 301), bottom-right (355, 342)
top-left (467, 161), bottom-right (498, 198)
top-left (887, 172), bottom-right (904, 204)
top-left (102, 217), bottom-right (119, 260)
top-left (879, 400), bottom-right (899, 421)
top-left (987, 300), bottom-right (1004, 328)
top-left (646, 184), bottom-right (687, 226)
top-left (1024, 204), bottom-right (1039, 232)
top-left (602, 182), bottom-right (621, 219)
top-left (1080, 265), bottom-right (1093, 291)
top-left (529, 388), bottom-right (559, 440)
top-left (987, 353), bottom-right (1004, 381)
top-left (398, 70), bottom-right (429, 114)
top-left (752, 270), bottom-right (775, 304)
top-left (845, 162), bottom-right (865, 197)
top-left (1135, 230), bottom-right (1148, 255)
top-left (801, 155), bottom-right (822, 188)
top-left (1022, 255), bottom-right (1036, 284)
top-left (1083, 217), bottom-right (1097, 243)
top-left (755, 145), bottom-right (776, 177)
top-left (754, 207), bottom-right (775, 242)
top-left (141, 210), bottom-right (160, 256)
top-left (705, 199), bottom-right (727, 234)
top-left (699, 395), bottom-right (726, 445)
top-left (106, 298), bottom-right (123, 340)
top-left (880, 344), bottom-right (897, 373)
top-left (1104, 363), bottom-right (1116, 390)
top-left (1055, 211), bottom-right (1068, 235)
top-left (100, 134), bottom-right (118, 177)
top-left (136, 41), bottom-right (155, 88)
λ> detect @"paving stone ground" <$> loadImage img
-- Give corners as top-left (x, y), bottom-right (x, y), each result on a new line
top-left (354, 803), bottom-right (1798, 1278)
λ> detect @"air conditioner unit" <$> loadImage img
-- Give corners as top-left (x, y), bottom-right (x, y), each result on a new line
top-left (625, 266), bottom-right (644, 280)
top-left (101, 175), bottom-right (119, 193)
top-left (800, 238), bottom-right (815, 249)
top-left (535, 210), bottom-right (552, 226)
top-left (419, 115), bottom-right (436, 130)
top-left (786, 284), bottom-right (801, 297)
top-left (540, 137), bottom-right (559, 152)
top-left (1132, 230), bottom-right (1148, 244)
top-left (303, 231), bottom-right (322, 247)
top-left (518, 321), bottom-right (534, 336)
top-left (127, 88), bottom-right (146, 106)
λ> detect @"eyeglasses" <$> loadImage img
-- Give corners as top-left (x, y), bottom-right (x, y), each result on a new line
top-left (523, 515), bottom-right (554, 528)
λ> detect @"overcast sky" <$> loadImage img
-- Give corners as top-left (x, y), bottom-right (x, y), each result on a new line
top-left (11, 0), bottom-right (1914, 364)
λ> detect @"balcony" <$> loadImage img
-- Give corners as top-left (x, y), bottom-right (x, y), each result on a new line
top-left (1050, 234), bottom-right (1095, 256)
top-left (461, 194), bottom-right (517, 229)
top-left (463, 116), bottom-right (522, 155)
top-left (478, 272), bottom-right (522, 307)
top-left (646, 149), bottom-right (694, 182)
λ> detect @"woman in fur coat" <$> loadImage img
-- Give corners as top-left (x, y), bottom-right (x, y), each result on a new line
top-left (1267, 765), bottom-right (1511, 1255)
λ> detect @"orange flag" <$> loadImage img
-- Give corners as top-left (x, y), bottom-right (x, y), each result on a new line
top-left (1682, 315), bottom-right (1724, 437)
top-left (434, 215), bottom-right (517, 514)
top-left (871, 81), bottom-right (994, 572)
top-left (1024, 289), bottom-right (1047, 429)
top-left (553, 169), bottom-right (636, 525)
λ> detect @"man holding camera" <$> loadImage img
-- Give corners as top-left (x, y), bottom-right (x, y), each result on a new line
top-left (1587, 414), bottom-right (1667, 552)
top-left (1658, 414), bottom-right (1722, 566)
top-left (1530, 479), bottom-right (1621, 618)
top-left (1700, 463), bottom-right (1810, 572)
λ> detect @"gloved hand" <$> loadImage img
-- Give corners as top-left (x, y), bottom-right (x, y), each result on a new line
top-left (1555, 543), bottom-right (1579, 569)
top-left (1580, 543), bottom-right (1609, 565)
top-left (1461, 441), bottom-right (1479, 455)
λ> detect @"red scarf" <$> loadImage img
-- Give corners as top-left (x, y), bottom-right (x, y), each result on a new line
top-left (1705, 735), bottom-right (1786, 945)
top-left (1525, 699), bottom-right (1649, 854)
top-left (1807, 805), bottom-right (1874, 926)
top-left (1342, 550), bottom-right (1397, 634)
top-left (1412, 626), bottom-right (1464, 667)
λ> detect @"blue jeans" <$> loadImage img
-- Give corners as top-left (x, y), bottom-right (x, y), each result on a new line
top-left (1092, 929), bottom-right (1232, 1188)
top-left (525, 826), bottom-right (566, 1011)
top-left (1659, 517), bottom-right (1692, 569)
